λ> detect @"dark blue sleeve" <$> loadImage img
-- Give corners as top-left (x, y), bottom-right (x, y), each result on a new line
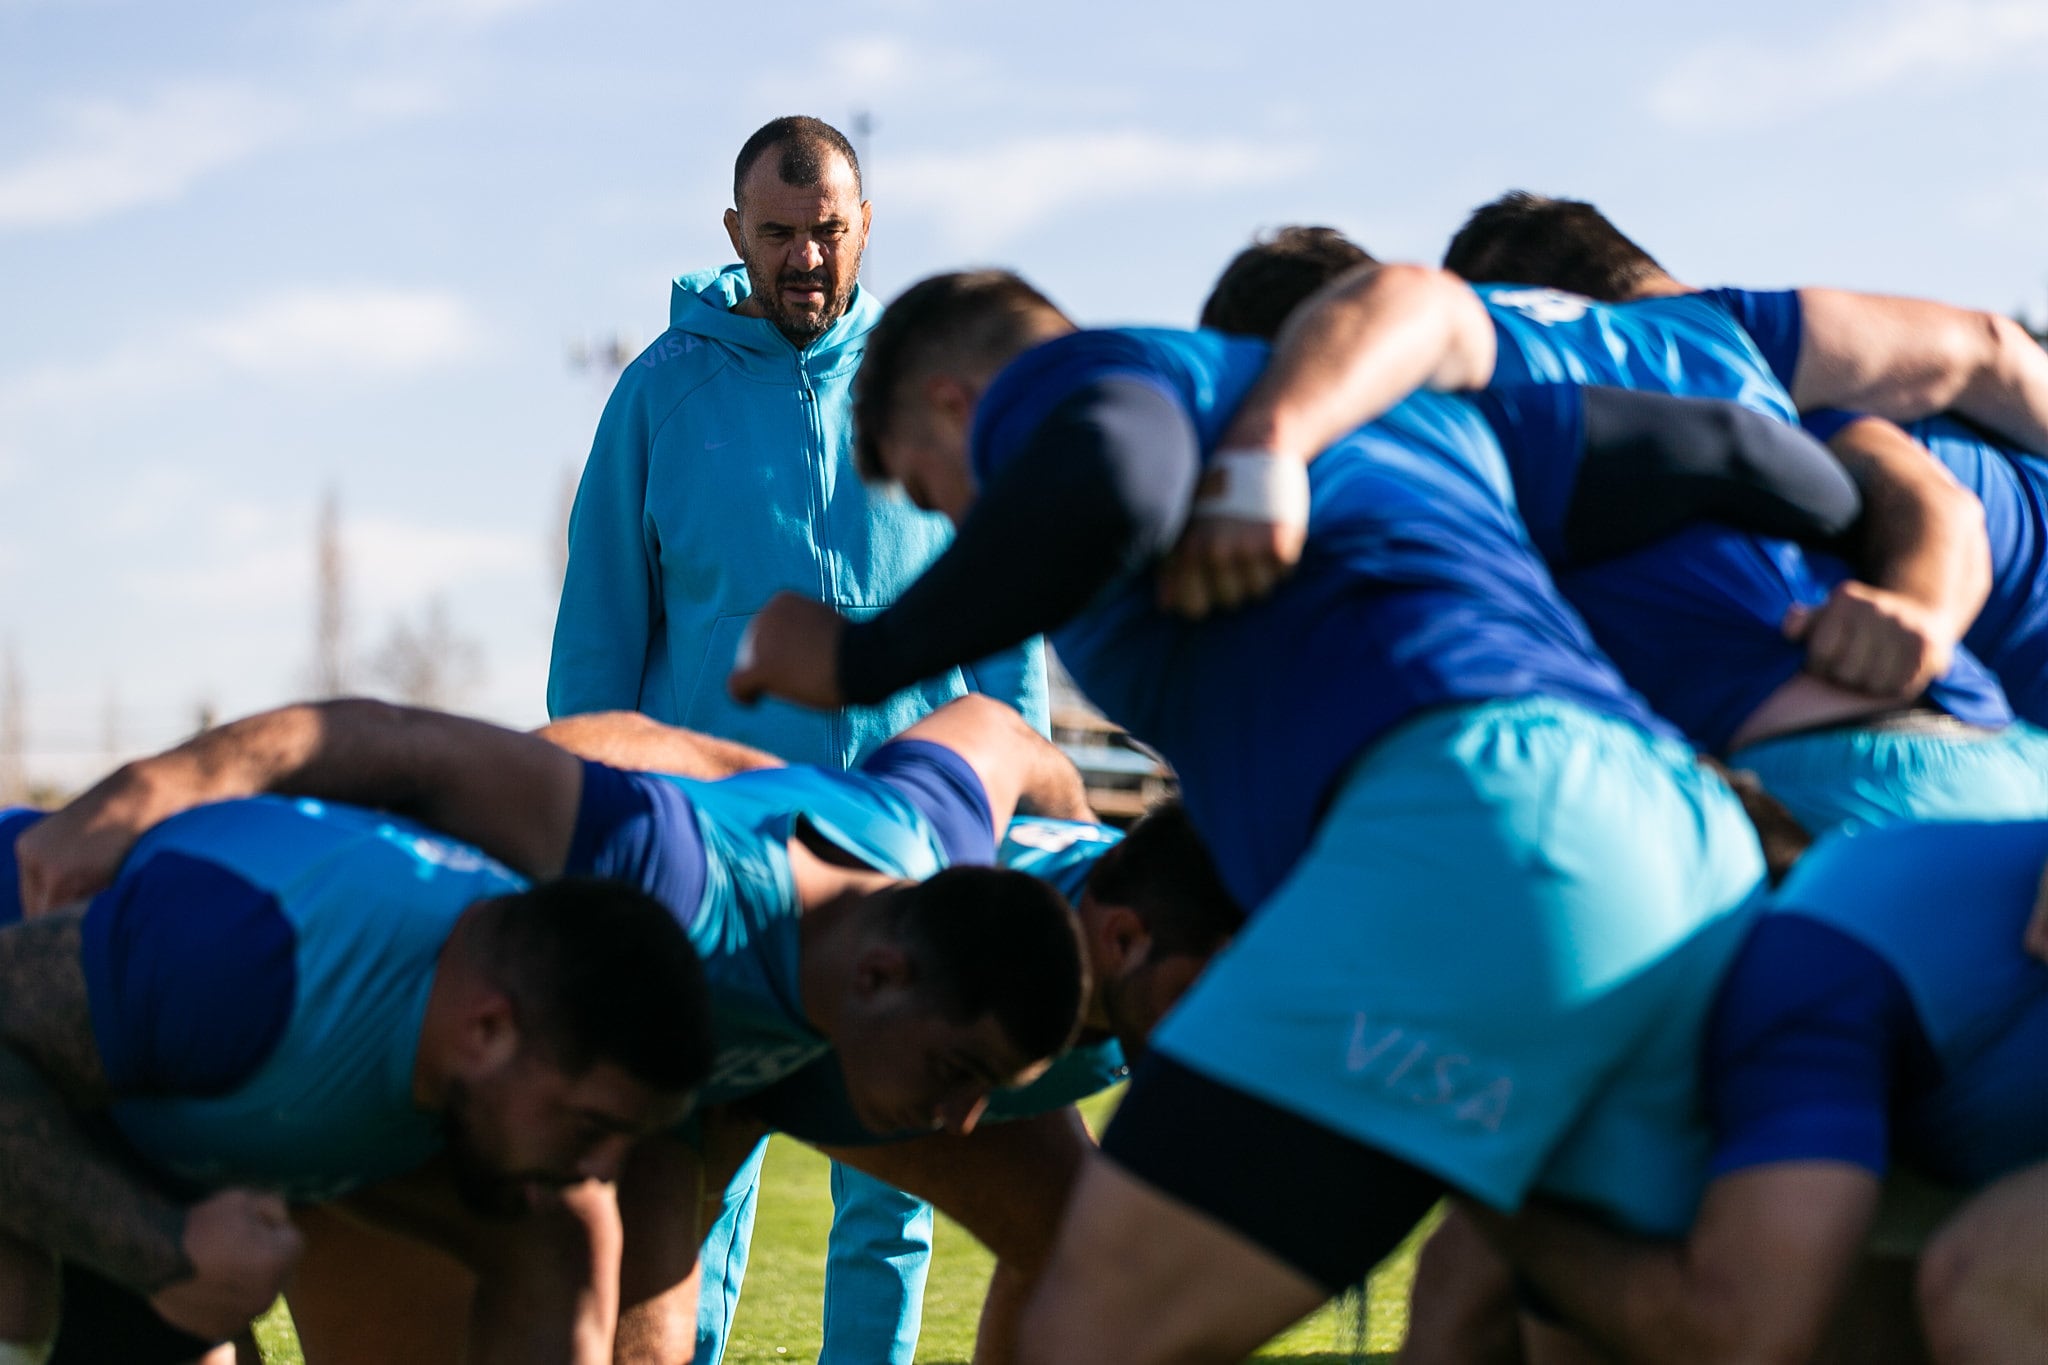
top-left (565, 760), bottom-right (709, 923)
top-left (79, 851), bottom-right (296, 1096)
top-left (0, 807), bottom-right (44, 928)
top-left (1704, 914), bottom-right (1936, 1180)
top-left (1700, 287), bottom-right (1803, 394)
top-left (858, 739), bottom-right (997, 867)
top-left (1801, 409), bottom-right (1865, 444)
top-left (838, 376), bottom-right (1200, 705)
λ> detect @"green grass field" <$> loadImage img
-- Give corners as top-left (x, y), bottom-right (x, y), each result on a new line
top-left (251, 1091), bottom-right (1419, 1362)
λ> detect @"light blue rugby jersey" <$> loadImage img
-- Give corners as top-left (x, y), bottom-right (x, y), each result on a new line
top-left (1479, 284), bottom-right (1799, 423)
top-left (82, 797), bottom-right (525, 1202)
top-left (565, 742), bottom-right (996, 1109)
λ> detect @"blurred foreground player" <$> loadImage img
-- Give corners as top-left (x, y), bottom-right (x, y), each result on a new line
top-left (1480, 816), bottom-right (2048, 1365)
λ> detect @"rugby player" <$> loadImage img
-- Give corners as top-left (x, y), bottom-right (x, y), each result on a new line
top-left (1191, 230), bottom-right (2048, 836)
top-left (16, 696), bottom-right (1162, 1364)
top-left (1439, 191), bottom-right (2048, 453)
top-left (0, 802), bottom-right (712, 1364)
top-left (720, 270), bottom-right (1908, 1361)
top-left (1197, 229), bottom-right (2048, 1359)
top-left (1475, 814), bottom-right (2048, 1365)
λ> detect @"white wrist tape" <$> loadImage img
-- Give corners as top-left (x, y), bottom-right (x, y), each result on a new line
top-left (1193, 450), bottom-right (1310, 526)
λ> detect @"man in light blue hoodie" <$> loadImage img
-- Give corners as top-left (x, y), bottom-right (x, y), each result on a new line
top-left (549, 116), bottom-right (1048, 1365)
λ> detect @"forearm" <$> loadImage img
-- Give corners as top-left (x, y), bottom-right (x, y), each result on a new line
top-left (533, 712), bottom-right (783, 776)
top-left (1827, 419), bottom-right (1991, 637)
top-left (1469, 1201), bottom-right (1742, 1365)
top-left (34, 700), bottom-right (581, 887)
top-left (0, 1045), bottom-right (189, 1293)
top-left (1218, 263), bottom-right (1497, 462)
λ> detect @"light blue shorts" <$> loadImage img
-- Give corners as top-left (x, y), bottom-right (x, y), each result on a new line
top-left (1150, 696), bottom-right (1766, 1234)
top-left (1731, 719), bottom-right (2048, 836)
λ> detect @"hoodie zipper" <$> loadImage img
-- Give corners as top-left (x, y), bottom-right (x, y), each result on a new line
top-left (794, 345), bottom-right (843, 760)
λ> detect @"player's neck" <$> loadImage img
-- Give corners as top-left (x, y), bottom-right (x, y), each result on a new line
top-left (1629, 272), bottom-right (1694, 299)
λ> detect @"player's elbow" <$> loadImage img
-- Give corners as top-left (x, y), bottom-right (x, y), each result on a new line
top-left (1928, 309), bottom-right (2021, 413)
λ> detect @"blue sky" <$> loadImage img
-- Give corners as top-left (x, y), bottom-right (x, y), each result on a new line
top-left (2, 0), bottom-right (2044, 783)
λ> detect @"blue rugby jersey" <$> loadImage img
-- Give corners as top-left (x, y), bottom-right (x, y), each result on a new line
top-left (565, 741), bottom-right (996, 1107)
top-left (1480, 285), bottom-right (1799, 423)
top-left (82, 797), bottom-right (525, 1201)
top-left (1695, 287), bottom-right (1803, 393)
top-left (971, 327), bottom-right (1666, 911)
top-left (1475, 385), bottom-right (2013, 752)
top-left (1707, 820), bottom-right (2048, 1189)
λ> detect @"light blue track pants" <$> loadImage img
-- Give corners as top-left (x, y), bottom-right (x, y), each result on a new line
top-left (695, 1142), bottom-right (932, 1365)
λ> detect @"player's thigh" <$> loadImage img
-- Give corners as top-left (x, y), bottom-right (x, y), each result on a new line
top-left (817, 1106), bottom-right (1090, 1272)
top-left (1016, 1151), bottom-right (1325, 1365)
top-left (1918, 1162), bottom-right (2048, 1358)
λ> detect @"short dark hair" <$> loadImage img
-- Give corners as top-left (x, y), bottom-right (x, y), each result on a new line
top-left (479, 878), bottom-right (713, 1095)
top-left (853, 269), bottom-right (1069, 479)
top-left (733, 115), bottom-right (862, 208)
top-left (1700, 759), bottom-right (1813, 886)
top-left (1441, 191), bottom-right (1666, 302)
top-left (1198, 226), bottom-right (1378, 340)
top-left (1086, 800), bottom-right (1243, 958)
top-left (887, 865), bottom-right (1088, 1063)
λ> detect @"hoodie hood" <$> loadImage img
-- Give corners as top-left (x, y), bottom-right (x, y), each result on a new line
top-left (670, 264), bottom-right (881, 374)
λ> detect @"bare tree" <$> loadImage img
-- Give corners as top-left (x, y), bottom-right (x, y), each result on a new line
top-left (371, 596), bottom-right (484, 710)
top-left (309, 486), bottom-right (352, 697)
top-left (0, 646), bottom-right (23, 804)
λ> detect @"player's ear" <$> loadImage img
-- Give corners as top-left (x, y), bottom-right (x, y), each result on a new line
top-left (723, 206), bottom-right (744, 256)
top-left (458, 990), bottom-right (522, 1075)
top-left (853, 942), bottom-right (914, 1000)
top-left (924, 372), bottom-right (976, 431)
top-left (1091, 901), bottom-right (1151, 978)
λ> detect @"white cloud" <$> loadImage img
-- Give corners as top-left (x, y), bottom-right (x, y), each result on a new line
top-left (1651, 0), bottom-right (2048, 131)
top-left (0, 84), bottom-right (301, 230)
top-left (887, 130), bottom-right (1317, 249)
top-left (0, 286), bottom-right (486, 419)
